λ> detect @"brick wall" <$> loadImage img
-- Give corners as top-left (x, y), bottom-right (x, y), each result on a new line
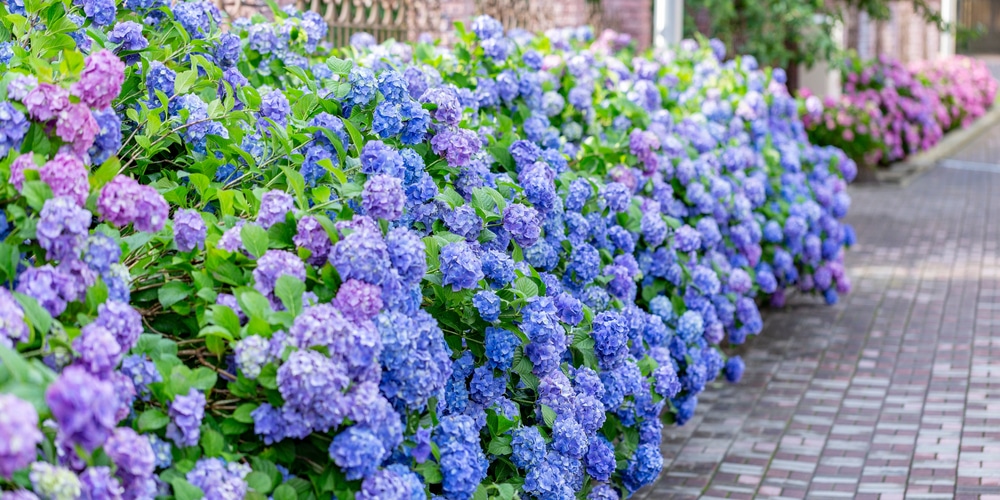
top-left (844, 1), bottom-right (943, 63)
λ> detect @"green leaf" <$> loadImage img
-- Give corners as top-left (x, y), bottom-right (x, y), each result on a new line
top-left (233, 403), bottom-right (258, 423)
top-left (90, 156), bottom-right (120, 190)
top-left (513, 277), bottom-right (539, 298)
top-left (274, 275), bottom-right (305, 316)
top-left (325, 56), bottom-right (353, 75)
top-left (540, 405), bottom-right (557, 428)
top-left (170, 478), bottom-right (204, 500)
top-left (21, 180), bottom-right (52, 212)
top-left (158, 281), bottom-right (191, 309)
top-left (271, 485), bottom-right (296, 500)
top-left (137, 409), bottom-right (170, 432)
top-left (191, 367), bottom-right (218, 391)
top-left (435, 187), bottom-right (465, 209)
top-left (415, 461), bottom-right (442, 484)
top-left (340, 116), bottom-right (364, 154)
top-left (246, 471), bottom-right (274, 494)
top-left (241, 223), bottom-right (270, 259)
top-left (13, 292), bottom-right (51, 339)
top-left (257, 363), bottom-right (278, 390)
top-left (200, 428), bottom-right (225, 456)
top-left (487, 435), bottom-right (512, 455)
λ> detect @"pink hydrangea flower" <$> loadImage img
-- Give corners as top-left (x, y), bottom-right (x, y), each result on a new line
top-left (71, 49), bottom-right (125, 110)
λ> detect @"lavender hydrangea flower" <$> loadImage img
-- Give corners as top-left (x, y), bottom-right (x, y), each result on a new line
top-left (36, 197), bottom-right (90, 262)
top-left (0, 288), bottom-right (29, 347)
top-left (16, 265), bottom-right (74, 317)
top-left (45, 366), bottom-right (117, 451)
top-left (104, 427), bottom-right (155, 495)
top-left (253, 250), bottom-right (306, 304)
top-left (172, 1), bottom-right (221, 39)
top-left (256, 190), bottom-right (294, 229)
top-left (72, 323), bottom-right (122, 377)
top-left (0, 395), bottom-right (43, 479)
top-left (0, 101), bottom-right (29, 158)
top-left (121, 355), bottom-right (161, 400)
top-left (334, 279), bottom-right (383, 322)
top-left (186, 458), bottom-right (249, 500)
top-left (293, 216), bottom-right (332, 265)
top-left (360, 141), bottom-right (404, 176)
top-left (430, 127), bottom-right (480, 167)
top-left (259, 89), bottom-right (291, 129)
top-left (502, 203), bottom-right (542, 247)
top-left (362, 174), bottom-right (405, 221)
top-left (385, 227), bottom-right (426, 286)
top-left (166, 388), bottom-right (205, 448)
top-left (173, 209), bottom-right (206, 252)
top-left (79, 466), bottom-right (123, 500)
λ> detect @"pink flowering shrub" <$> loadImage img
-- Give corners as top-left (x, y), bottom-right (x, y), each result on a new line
top-left (910, 56), bottom-right (998, 131)
top-left (805, 54), bottom-right (996, 167)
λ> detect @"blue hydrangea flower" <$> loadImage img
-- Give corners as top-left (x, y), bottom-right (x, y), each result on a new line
top-left (439, 241), bottom-right (483, 291)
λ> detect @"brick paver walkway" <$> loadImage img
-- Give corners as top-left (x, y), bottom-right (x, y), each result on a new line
top-left (641, 134), bottom-right (1000, 499)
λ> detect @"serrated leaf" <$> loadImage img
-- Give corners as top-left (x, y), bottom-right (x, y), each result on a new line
top-left (246, 471), bottom-right (274, 494)
top-left (201, 428), bottom-right (224, 456)
top-left (170, 478), bottom-right (204, 500)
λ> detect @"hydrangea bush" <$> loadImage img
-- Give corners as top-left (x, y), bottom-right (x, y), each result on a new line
top-left (0, 2), bottom-right (855, 499)
top-left (803, 54), bottom-right (996, 167)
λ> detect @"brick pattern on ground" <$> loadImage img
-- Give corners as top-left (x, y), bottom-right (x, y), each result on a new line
top-left (640, 138), bottom-right (1000, 499)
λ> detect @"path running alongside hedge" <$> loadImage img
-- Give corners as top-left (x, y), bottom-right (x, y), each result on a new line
top-left (641, 132), bottom-right (1000, 499)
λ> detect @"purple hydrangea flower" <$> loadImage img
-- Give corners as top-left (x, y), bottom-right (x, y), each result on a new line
top-left (186, 458), bottom-right (249, 500)
top-left (104, 427), bottom-right (155, 495)
top-left (79, 466), bottom-right (123, 500)
top-left (173, 209), bottom-right (206, 252)
top-left (0, 101), bottom-right (29, 158)
top-left (72, 323), bottom-right (122, 377)
top-left (0, 394), bottom-right (43, 479)
top-left (253, 250), bottom-right (306, 305)
top-left (334, 279), bottom-right (383, 322)
top-left (37, 197), bottom-right (91, 262)
top-left (502, 203), bottom-right (542, 247)
top-left (72, 50), bottom-right (124, 109)
top-left (256, 190), bottom-right (294, 229)
top-left (166, 388), bottom-right (205, 448)
top-left (292, 216), bottom-right (331, 265)
top-left (45, 366), bottom-right (117, 451)
top-left (430, 127), bottom-right (480, 167)
top-left (362, 174), bottom-right (405, 221)
top-left (97, 176), bottom-right (168, 232)
top-left (39, 153), bottom-right (89, 207)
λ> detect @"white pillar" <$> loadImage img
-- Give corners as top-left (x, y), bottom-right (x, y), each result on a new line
top-left (653, 0), bottom-right (683, 49)
top-left (940, 0), bottom-right (956, 58)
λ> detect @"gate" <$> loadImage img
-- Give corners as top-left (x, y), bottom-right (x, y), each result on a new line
top-left (295, 0), bottom-right (409, 45)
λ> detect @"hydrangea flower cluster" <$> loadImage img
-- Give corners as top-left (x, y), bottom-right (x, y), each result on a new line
top-left (803, 54), bottom-right (994, 167)
top-left (0, 4), bottom-right (859, 500)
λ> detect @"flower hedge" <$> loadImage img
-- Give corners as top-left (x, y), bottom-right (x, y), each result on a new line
top-left (803, 54), bottom-right (997, 167)
top-left (0, 2), bottom-right (856, 499)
